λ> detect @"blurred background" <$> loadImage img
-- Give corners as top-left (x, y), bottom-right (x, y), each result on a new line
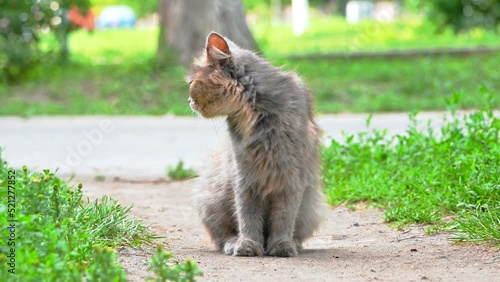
top-left (0, 0), bottom-right (499, 116)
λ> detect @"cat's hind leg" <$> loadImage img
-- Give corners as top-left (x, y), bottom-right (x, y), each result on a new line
top-left (293, 185), bottom-right (326, 252)
top-left (195, 182), bottom-right (238, 252)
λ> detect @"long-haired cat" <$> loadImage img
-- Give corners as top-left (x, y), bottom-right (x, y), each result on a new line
top-left (187, 32), bottom-right (325, 257)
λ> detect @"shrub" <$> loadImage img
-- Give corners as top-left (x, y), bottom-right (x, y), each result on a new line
top-left (426, 0), bottom-right (499, 33)
top-left (0, 0), bottom-right (91, 83)
top-left (0, 153), bottom-right (154, 280)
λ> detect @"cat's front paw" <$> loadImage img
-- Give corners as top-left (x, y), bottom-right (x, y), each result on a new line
top-left (295, 242), bottom-right (303, 254)
top-left (266, 240), bottom-right (298, 257)
top-left (223, 237), bottom-right (238, 255)
top-left (232, 237), bottom-right (264, 256)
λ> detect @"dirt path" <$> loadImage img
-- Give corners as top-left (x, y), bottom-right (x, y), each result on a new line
top-left (82, 178), bottom-right (499, 282)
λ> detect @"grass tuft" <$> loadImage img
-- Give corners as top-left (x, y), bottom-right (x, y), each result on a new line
top-left (167, 161), bottom-right (197, 181)
top-left (76, 195), bottom-right (158, 247)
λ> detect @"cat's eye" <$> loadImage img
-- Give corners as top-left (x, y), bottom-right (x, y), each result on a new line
top-left (184, 75), bottom-right (194, 85)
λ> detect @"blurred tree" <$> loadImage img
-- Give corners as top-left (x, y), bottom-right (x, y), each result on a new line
top-left (337, 0), bottom-right (349, 16)
top-left (0, 0), bottom-right (91, 83)
top-left (157, 0), bottom-right (258, 65)
top-left (426, 0), bottom-right (499, 33)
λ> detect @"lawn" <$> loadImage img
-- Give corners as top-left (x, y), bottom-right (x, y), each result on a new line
top-left (1, 15), bottom-right (499, 116)
top-left (291, 55), bottom-right (500, 113)
top-left (253, 16), bottom-right (500, 56)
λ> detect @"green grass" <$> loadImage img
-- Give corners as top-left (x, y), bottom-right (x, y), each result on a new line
top-left (1, 53), bottom-right (498, 115)
top-left (288, 54), bottom-right (500, 113)
top-left (0, 63), bottom-right (189, 116)
top-left (321, 88), bottom-right (499, 245)
top-left (252, 15), bottom-right (500, 56)
top-left (0, 157), bottom-right (154, 280)
top-left (0, 154), bottom-right (203, 281)
top-left (1, 15), bottom-right (499, 116)
top-left (39, 28), bottom-right (158, 65)
top-left (167, 161), bottom-right (197, 181)
top-left (147, 246), bottom-right (203, 282)
top-left (69, 28), bottom-right (158, 65)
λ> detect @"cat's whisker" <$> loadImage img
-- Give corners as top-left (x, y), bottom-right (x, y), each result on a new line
top-left (184, 106), bottom-right (195, 116)
top-left (211, 119), bottom-right (221, 142)
top-left (208, 105), bottom-right (230, 140)
top-left (216, 117), bottom-right (226, 131)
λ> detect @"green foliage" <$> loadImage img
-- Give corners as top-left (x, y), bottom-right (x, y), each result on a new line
top-left (77, 195), bottom-right (157, 247)
top-left (85, 246), bottom-right (128, 282)
top-left (0, 154), bottom-right (155, 280)
top-left (0, 62), bottom-right (189, 116)
top-left (147, 246), bottom-right (203, 282)
top-left (293, 54), bottom-right (500, 113)
top-left (322, 87), bottom-right (500, 245)
top-left (424, 0), bottom-right (500, 33)
top-left (244, 0), bottom-right (269, 11)
top-left (452, 204), bottom-right (500, 244)
top-left (66, 28), bottom-right (159, 65)
top-left (0, 0), bottom-right (91, 83)
top-left (1, 21), bottom-right (499, 116)
top-left (252, 16), bottom-right (500, 56)
top-left (95, 175), bottom-right (106, 182)
top-left (167, 161), bottom-right (197, 181)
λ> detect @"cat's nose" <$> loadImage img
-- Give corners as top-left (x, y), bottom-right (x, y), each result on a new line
top-left (188, 97), bottom-right (192, 103)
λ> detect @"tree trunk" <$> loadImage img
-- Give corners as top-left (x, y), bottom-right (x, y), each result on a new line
top-left (157, 0), bottom-right (258, 66)
top-left (337, 0), bottom-right (348, 17)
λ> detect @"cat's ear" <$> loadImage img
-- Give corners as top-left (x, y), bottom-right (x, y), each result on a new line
top-left (206, 32), bottom-right (231, 62)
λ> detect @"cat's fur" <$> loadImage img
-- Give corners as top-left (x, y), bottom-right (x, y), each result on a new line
top-left (187, 32), bottom-right (325, 257)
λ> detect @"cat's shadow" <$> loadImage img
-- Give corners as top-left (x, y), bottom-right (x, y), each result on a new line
top-left (200, 247), bottom-right (350, 260)
top-left (300, 248), bottom-right (332, 255)
top-left (298, 247), bottom-right (346, 259)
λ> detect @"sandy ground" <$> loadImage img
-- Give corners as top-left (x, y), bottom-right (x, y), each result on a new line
top-left (82, 178), bottom-right (499, 282)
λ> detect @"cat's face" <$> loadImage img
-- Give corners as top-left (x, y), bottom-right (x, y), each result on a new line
top-left (186, 33), bottom-right (240, 118)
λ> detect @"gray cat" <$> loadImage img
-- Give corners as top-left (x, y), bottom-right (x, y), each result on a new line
top-left (187, 32), bottom-right (325, 257)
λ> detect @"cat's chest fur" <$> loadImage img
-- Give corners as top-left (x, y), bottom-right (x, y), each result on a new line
top-left (225, 108), bottom-right (308, 198)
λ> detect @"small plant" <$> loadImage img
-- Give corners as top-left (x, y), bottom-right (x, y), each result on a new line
top-left (95, 175), bottom-right (106, 182)
top-left (167, 161), bottom-right (197, 180)
top-left (147, 245), bottom-right (203, 282)
top-left (84, 246), bottom-right (128, 282)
